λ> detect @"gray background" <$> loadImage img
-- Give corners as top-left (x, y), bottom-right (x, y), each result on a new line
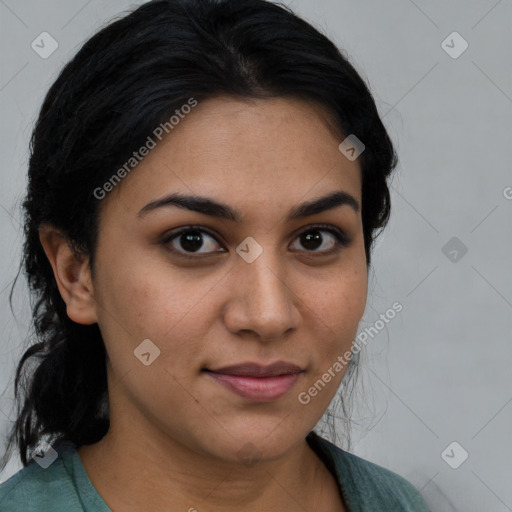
top-left (1, 1), bottom-right (511, 510)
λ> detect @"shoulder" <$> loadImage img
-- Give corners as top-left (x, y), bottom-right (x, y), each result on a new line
top-left (0, 443), bottom-right (85, 511)
top-left (308, 432), bottom-right (431, 511)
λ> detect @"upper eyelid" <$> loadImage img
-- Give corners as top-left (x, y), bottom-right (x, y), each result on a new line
top-left (163, 225), bottom-right (224, 245)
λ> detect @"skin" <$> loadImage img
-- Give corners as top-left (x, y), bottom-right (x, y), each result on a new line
top-left (39, 96), bottom-right (367, 511)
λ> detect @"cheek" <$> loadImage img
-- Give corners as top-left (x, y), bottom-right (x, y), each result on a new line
top-left (312, 266), bottom-right (367, 337)
top-left (93, 253), bottom-right (222, 375)
top-left (303, 262), bottom-right (367, 384)
top-left (296, 269), bottom-right (367, 413)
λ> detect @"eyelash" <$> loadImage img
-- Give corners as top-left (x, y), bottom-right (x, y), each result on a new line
top-left (160, 224), bottom-right (351, 260)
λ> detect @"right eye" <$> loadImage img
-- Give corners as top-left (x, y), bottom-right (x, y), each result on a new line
top-left (161, 226), bottom-right (227, 259)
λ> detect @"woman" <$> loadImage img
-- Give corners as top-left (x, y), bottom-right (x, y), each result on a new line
top-left (0, 0), bottom-right (430, 510)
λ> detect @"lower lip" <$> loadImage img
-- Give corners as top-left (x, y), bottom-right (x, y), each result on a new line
top-left (205, 371), bottom-right (301, 402)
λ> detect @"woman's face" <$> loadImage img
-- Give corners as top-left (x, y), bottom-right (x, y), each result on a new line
top-left (89, 96), bottom-right (367, 462)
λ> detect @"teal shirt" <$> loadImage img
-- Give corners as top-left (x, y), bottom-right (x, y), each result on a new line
top-left (0, 431), bottom-right (430, 511)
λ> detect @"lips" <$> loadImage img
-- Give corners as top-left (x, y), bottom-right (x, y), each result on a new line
top-left (204, 361), bottom-right (304, 402)
top-left (207, 361), bottom-right (303, 377)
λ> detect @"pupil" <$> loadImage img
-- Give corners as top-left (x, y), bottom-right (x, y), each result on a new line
top-left (302, 230), bottom-right (322, 250)
top-left (181, 231), bottom-right (203, 252)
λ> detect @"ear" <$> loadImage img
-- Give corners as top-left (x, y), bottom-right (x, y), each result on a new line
top-left (38, 223), bottom-right (98, 325)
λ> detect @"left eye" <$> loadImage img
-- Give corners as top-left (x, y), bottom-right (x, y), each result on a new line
top-left (161, 225), bottom-right (350, 258)
top-left (289, 227), bottom-right (348, 254)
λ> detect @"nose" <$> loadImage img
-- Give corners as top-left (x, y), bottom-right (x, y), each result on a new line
top-left (223, 252), bottom-right (301, 342)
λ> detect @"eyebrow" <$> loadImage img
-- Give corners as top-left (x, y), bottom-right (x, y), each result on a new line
top-left (137, 190), bottom-right (359, 222)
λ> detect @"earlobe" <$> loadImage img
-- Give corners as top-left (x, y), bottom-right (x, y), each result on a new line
top-left (38, 223), bottom-right (98, 325)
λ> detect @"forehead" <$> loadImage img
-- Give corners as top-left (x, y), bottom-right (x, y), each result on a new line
top-left (103, 96), bottom-right (362, 223)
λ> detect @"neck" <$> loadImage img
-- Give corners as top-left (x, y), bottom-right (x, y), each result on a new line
top-left (78, 422), bottom-right (329, 511)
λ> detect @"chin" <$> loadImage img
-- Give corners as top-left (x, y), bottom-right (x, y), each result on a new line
top-left (201, 422), bottom-right (306, 465)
